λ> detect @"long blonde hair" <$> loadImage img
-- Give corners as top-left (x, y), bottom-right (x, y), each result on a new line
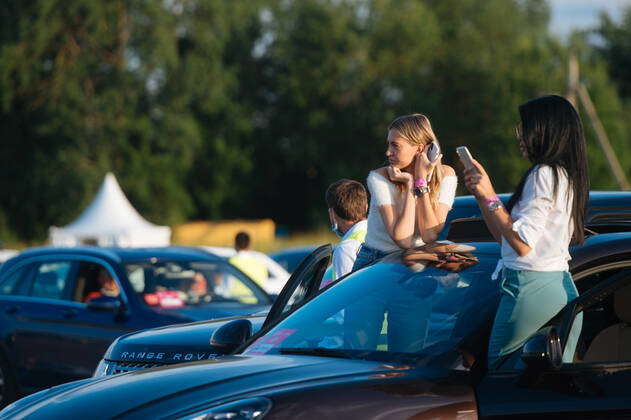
top-left (388, 114), bottom-right (444, 208)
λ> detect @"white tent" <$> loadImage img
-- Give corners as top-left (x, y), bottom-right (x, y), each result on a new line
top-left (49, 173), bottom-right (171, 247)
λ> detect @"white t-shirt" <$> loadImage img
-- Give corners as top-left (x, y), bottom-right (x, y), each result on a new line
top-left (500, 164), bottom-right (574, 272)
top-left (364, 170), bottom-right (458, 252)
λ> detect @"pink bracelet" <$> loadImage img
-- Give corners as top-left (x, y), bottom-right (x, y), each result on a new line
top-left (484, 196), bottom-right (501, 205)
top-left (414, 178), bottom-right (427, 188)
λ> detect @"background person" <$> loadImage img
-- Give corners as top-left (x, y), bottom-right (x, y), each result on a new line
top-left (183, 271), bottom-right (212, 304)
top-left (320, 179), bottom-right (368, 288)
top-left (229, 231), bottom-right (269, 288)
top-left (463, 94), bottom-right (588, 369)
top-left (84, 267), bottom-right (120, 302)
top-left (352, 113), bottom-right (457, 272)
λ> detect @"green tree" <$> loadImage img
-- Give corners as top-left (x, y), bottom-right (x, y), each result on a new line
top-left (247, 0), bottom-right (576, 229)
top-left (2, 0), bottom-right (631, 243)
top-left (584, 8), bottom-right (631, 188)
top-left (0, 0), bottom-right (265, 241)
top-left (597, 8), bottom-right (631, 99)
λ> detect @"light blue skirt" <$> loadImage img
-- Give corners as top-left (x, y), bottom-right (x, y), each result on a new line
top-left (487, 268), bottom-right (582, 369)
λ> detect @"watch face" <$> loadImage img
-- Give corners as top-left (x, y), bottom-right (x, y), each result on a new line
top-left (488, 200), bottom-right (503, 211)
top-left (414, 186), bottom-right (429, 197)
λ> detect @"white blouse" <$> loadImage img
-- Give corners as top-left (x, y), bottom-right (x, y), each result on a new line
top-left (500, 164), bottom-right (574, 273)
top-left (364, 170), bottom-right (458, 252)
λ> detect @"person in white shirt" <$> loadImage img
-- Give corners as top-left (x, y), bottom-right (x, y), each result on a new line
top-left (463, 94), bottom-right (589, 369)
top-left (321, 179), bottom-right (368, 288)
top-left (352, 113), bottom-right (458, 272)
top-left (344, 114), bottom-right (457, 352)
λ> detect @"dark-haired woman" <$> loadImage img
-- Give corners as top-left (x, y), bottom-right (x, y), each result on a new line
top-left (463, 95), bottom-right (588, 369)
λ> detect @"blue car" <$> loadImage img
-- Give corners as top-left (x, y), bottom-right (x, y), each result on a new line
top-left (7, 232), bottom-right (631, 419)
top-left (0, 246), bottom-right (272, 404)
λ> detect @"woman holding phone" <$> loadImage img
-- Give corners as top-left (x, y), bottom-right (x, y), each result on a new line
top-left (352, 113), bottom-right (458, 272)
top-left (344, 113), bottom-right (457, 352)
top-left (462, 95), bottom-right (588, 369)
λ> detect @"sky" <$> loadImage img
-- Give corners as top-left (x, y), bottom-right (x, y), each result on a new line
top-left (549, 0), bottom-right (631, 38)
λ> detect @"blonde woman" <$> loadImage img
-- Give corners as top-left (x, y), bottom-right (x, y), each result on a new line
top-left (352, 114), bottom-right (458, 272)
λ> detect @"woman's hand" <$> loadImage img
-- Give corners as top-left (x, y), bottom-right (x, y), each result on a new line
top-left (464, 158), bottom-right (496, 199)
top-left (415, 150), bottom-right (442, 181)
top-left (387, 166), bottom-right (413, 189)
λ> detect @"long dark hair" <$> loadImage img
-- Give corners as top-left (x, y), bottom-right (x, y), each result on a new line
top-left (507, 95), bottom-right (589, 244)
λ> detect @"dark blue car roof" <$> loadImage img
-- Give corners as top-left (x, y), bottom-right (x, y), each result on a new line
top-left (0, 246), bottom-right (221, 273)
top-left (449, 191), bottom-right (631, 220)
top-left (443, 191), bottom-right (631, 241)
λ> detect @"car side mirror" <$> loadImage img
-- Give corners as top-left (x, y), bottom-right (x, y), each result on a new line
top-left (86, 296), bottom-right (122, 312)
top-left (210, 319), bottom-right (253, 354)
top-left (520, 326), bottom-right (563, 372)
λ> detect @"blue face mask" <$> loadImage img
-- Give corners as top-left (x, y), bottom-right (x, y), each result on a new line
top-left (331, 222), bottom-right (344, 238)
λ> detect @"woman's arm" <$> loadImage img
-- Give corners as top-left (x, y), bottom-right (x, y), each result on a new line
top-left (478, 200), bottom-right (531, 255)
top-left (476, 198), bottom-right (503, 243)
top-left (464, 159), bottom-right (532, 256)
top-left (376, 167), bottom-right (417, 248)
top-left (378, 199), bottom-right (417, 249)
top-left (415, 165), bottom-right (455, 242)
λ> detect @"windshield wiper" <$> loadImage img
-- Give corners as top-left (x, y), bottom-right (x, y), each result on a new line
top-left (279, 347), bottom-right (354, 360)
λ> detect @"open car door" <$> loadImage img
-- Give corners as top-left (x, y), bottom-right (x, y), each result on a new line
top-left (262, 244), bottom-right (332, 329)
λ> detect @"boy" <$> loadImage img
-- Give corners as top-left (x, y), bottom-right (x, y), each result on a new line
top-left (322, 179), bottom-right (368, 286)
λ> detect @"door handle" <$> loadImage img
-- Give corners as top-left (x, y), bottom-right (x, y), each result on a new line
top-left (63, 309), bottom-right (78, 318)
top-left (5, 305), bottom-right (19, 315)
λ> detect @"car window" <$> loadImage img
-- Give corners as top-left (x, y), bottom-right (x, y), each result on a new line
top-left (280, 257), bottom-right (328, 316)
top-left (213, 264), bottom-right (263, 304)
top-left (567, 267), bottom-right (631, 364)
top-left (0, 264), bottom-right (32, 295)
top-left (245, 252), bottom-right (501, 365)
top-left (74, 262), bottom-right (121, 303)
top-left (125, 260), bottom-right (268, 309)
top-left (30, 262), bottom-right (73, 300)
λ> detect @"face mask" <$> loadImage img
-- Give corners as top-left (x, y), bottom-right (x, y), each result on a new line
top-left (331, 222), bottom-right (344, 238)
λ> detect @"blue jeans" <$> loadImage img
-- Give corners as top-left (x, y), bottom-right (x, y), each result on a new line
top-left (351, 244), bottom-right (390, 272)
top-left (487, 268), bottom-right (583, 369)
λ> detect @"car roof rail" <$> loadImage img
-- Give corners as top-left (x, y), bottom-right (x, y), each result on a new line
top-left (445, 217), bottom-right (631, 242)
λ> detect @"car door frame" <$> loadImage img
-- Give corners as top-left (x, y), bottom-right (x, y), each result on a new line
top-left (476, 262), bottom-right (631, 419)
top-left (1, 253), bottom-right (131, 309)
top-left (261, 244), bottom-right (332, 330)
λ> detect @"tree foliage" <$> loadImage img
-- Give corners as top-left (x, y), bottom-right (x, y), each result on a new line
top-left (0, 0), bottom-right (629, 243)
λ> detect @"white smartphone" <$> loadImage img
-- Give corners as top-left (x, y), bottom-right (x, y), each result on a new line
top-left (426, 141), bottom-right (441, 163)
top-left (456, 146), bottom-right (475, 170)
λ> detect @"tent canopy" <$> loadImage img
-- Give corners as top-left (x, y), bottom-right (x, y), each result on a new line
top-left (49, 173), bottom-right (171, 247)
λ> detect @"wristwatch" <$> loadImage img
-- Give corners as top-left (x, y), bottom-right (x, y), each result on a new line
top-left (485, 196), bottom-right (503, 212)
top-left (414, 185), bottom-right (430, 197)
top-left (413, 178), bottom-right (430, 197)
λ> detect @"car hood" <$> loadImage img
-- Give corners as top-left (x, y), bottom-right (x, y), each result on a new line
top-left (106, 315), bottom-right (267, 363)
top-left (154, 302), bottom-right (270, 322)
top-left (2, 355), bottom-right (471, 419)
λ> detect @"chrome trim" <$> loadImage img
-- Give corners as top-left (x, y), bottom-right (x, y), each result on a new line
top-left (103, 360), bottom-right (167, 375)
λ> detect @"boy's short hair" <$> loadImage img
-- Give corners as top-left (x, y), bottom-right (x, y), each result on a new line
top-left (235, 231), bottom-right (250, 251)
top-left (325, 179), bottom-right (368, 222)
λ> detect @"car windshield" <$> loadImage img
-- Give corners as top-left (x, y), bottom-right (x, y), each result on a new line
top-left (125, 260), bottom-right (266, 308)
top-left (244, 247), bottom-right (501, 366)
